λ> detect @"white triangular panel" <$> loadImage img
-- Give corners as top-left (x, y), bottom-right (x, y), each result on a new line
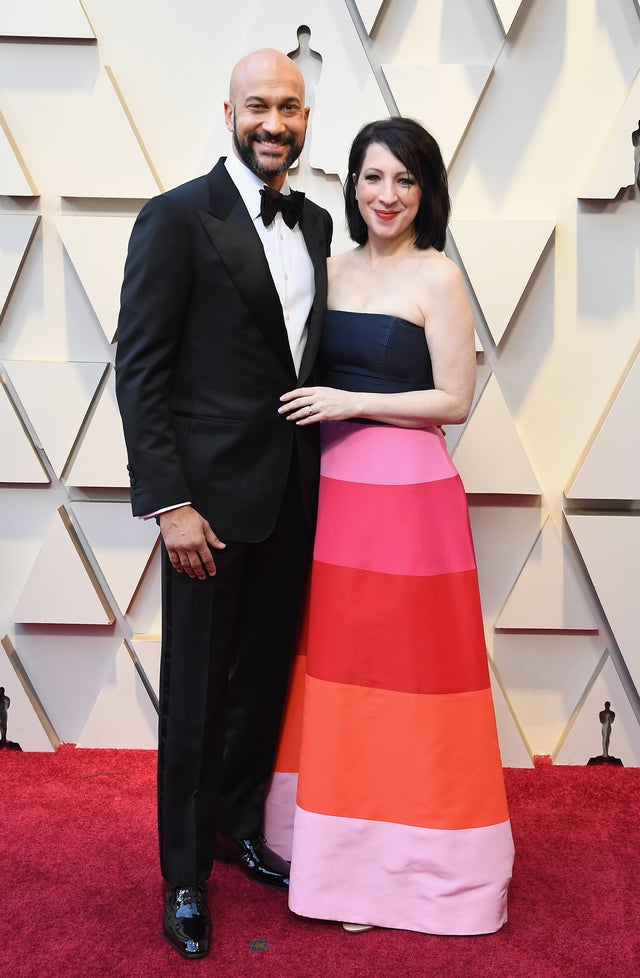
top-left (443, 361), bottom-right (491, 455)
top-left (580, 70), bottom-right (640, 199)
top-left (489, 664), bottom-right (533, 767)
top-left (0, 115), bottom-right (36, 195)
top-left (131, 635), bottom-right (161, 700)
top-left (1, 636), bottom-right (58, 751)
top-left (0, 215), bottom-right (40, 318)
top-left (53, 216), bottom-right (136, 343)
top-left (496, 516), bottom-right (598, 631)
top-left (58, 68), bottom-right (160, 199)
top-left (0, 380), bottom-right (49, 483)
top-left (353, 0), bottom-right (385, 34)
top-left (0, 0), bottom-right (94, 38)
top-left (76, 643), bottom-right (158, 748)
top-left (566, 353), bottom-right (640, 500)
top-left (492, 632), bottom-right (605, 757)
top-left (450, 220), bottom-right (555, 345)
top-left (453, 375), bottom-right (540, 493)
top-left (491, 0), bottom-right (525, 35)
top-left (71, 501), bottom-right (158, 614)
top-left (12, 508), bottom-right (112, 625)
top-left (566, 514), bottom-right (640, 692)
top-left (381, 64), bottom-right (493, 167)
top-left (126, 548), bottom-right (162, 636)
top-left (555, 655), bottom-right (640, 766)
top-left (4, 360), bottom-right (106, 476)
top-left (65, 370), bottom-right (129, 488)
top-left (469, 500), bottom-right (543, 626)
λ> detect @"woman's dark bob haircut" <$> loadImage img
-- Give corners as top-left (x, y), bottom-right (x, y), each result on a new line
top-left (344, 117), bottom-right (450, 251)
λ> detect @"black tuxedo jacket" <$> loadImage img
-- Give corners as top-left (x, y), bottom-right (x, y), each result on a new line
top-left (115, 158), bottom-right (333, 541)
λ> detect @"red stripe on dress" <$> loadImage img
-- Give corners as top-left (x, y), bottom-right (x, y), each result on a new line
top-left (306, 561), bottom-right (490, 694)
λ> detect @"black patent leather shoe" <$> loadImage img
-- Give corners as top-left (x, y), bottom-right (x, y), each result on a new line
top-left (163, 885), bottom-right (211, 959)
top-left (214, 833), bottom-right (290, 889)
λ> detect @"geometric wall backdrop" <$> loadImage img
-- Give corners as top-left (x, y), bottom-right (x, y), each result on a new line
top-left (0, 113), bottom-right (36, 195)
top-left (1, 0), bottom-right (639, 765)
top-left (449, 220), bottom-right (556, 345)
top-left (566, 513), bottom-right (640, 695)
top-left (495, 516), bottom-right (598, 631)
top-left (0, 215), bottom-right (40, 317)
top-left (566, 351), bottom-right (640, 500)
top-left (579, 69), bottom-right (640, 199)
top-left (53, 216), bottom-right (136, 343)
top-left (4, 359), bottom-right (106, 476)
top-left (0, 0), bottom-right (95, 40)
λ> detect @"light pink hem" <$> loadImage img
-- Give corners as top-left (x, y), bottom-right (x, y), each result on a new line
top-left (289, 807), bottom-right (514, 935)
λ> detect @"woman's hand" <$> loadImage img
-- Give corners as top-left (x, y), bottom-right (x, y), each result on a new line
top-left (278, 386), bottom-right (361, 425)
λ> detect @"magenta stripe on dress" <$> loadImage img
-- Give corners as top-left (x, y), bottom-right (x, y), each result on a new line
top-left (320, 421), bottom-right (457, 485)
top-left (289, 807), bottom-right (514, 935)
top-left (313, 476), bottom-right (477, 577)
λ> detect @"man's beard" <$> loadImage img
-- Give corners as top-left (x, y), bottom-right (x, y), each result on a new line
top-left (233, 120), bottom-right (304, 178)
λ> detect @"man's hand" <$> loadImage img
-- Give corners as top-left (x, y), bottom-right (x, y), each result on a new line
top-left (159, 505), bottom-right (226, 579)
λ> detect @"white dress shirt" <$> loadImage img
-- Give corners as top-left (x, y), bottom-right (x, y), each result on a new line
top-left (224, 153), bottom-right (314, 375)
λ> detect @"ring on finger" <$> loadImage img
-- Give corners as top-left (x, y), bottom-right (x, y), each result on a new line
top-left (307, 405), bottom-right (314, 416)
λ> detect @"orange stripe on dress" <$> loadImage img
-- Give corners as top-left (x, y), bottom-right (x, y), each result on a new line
top-left (306, 561), bottom-right (490, 694)
top-left (296, 677), bottom-right (509, 830)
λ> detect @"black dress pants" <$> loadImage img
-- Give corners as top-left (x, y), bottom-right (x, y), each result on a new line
top-left (157, 463), bottom-right (313, 887)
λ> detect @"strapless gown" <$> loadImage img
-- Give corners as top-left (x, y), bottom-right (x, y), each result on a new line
top-left (265, 311), bottom-right (514, 935)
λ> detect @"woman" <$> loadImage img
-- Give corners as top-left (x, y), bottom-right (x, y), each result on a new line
top-left (275, 118), bottom-right (514, 935)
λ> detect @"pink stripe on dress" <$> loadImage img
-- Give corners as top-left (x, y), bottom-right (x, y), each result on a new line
top-left (263, 772), bottom-right (298, 862)
top-left (320, 420), bottom-right (457, 485)
top-left (289, 807), bottom-right (514, 935)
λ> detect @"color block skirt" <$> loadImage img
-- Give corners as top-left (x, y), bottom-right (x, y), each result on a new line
top-left (265, 420), bottom-right (514, 935)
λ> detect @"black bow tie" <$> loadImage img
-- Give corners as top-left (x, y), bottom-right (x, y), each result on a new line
top-left (260, 187), bottom-right (305, 230)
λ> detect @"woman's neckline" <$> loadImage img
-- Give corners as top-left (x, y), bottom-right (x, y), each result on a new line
top-left (327, 309), bottom-right (424, 330)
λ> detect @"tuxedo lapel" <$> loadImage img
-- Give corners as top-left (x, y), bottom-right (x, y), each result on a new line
top-left (197, 162), bottom-right (295, 372)
top-left (298, 205), bottom-right (328, 383)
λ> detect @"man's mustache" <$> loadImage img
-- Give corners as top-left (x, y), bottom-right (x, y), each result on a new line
top-left (249, 131), bottom-right (295, 147)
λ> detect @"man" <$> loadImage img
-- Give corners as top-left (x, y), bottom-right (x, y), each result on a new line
top-left (115, 48), bottom-right (332, 959)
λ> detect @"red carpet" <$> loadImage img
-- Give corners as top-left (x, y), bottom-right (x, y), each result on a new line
top-left (2, 747), bottom-right (639, 978)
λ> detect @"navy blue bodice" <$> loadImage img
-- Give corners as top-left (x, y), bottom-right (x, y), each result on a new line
top-left (319, 311), bottom-right (434, 394)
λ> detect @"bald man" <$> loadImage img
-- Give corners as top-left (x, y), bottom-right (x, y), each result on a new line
top-left (116, 48), bottom-right (332, 958)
